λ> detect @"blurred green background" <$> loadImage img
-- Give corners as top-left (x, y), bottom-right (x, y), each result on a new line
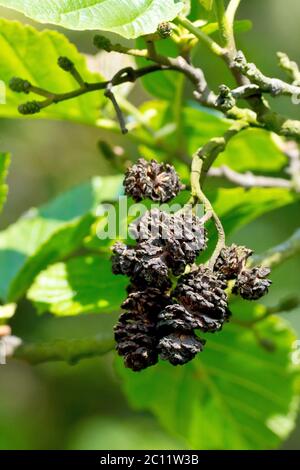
top-left (0, 0), bottom-right (300, 450)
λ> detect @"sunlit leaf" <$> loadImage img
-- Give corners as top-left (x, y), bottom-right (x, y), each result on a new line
top-left (0, 0), bottom-right (184, 39)
top-left (27, 255), bottom-right (127, 316)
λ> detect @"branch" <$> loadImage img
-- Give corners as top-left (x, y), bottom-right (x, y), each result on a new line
top-left (233, 51), bottom-right (300, 98)
top-left (12, 335), bottom-right (114, 365)
top-left (208, 165), bottom-right (294, 190)
top-left (253, 228), bottom-right (300, 269)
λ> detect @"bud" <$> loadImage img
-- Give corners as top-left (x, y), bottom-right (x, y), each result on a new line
top-left (18, 101), bottom-right (41, 115)
top-left (9, 77), bottom-right (31, 94)
top-left (57, 56), bottom-right (74, 72)
top-left (157, 22), bottom-right (173, 39)
top-left (93, 35), bottom-right (113, 52)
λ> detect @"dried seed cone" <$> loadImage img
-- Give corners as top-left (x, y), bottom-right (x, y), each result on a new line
top-left (124, 158), bottom-right (184, 202)
top-left (214, 244), bottom-right (253, 280)
top-left (233, 266), bottom-right (272, 300)
top-left (111, 241), bottom-right (136, 276)
top-left (115, 313), bottom-right (158, 371)
top-left (130, 208), bottom-right (207, 276)
top-left (115, 288), bottom-right (172, 371)
top-left (158, 332), bottom-right (205, 366)
top-left (122, 288), bottom-right (171, 317)
top-left (157, 304), bottom-right (205, 332)
top-left (174, 266), bottom-right (230, 332)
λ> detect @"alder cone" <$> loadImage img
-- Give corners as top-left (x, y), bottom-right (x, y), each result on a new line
top-left (122, 288), bottom-right (171, 318)
top-left (115, 313), bottom-right (158, 371)
top-left (130, 208), bottom-right (207, 276)
top-left (115, 288), bottom-right (172, 371)
top-left (158, 331), bottom-right (205, 366)
top-left (174, 266), bottom-right (230, 332)
top-left (111, 241), bottom-right (136, 276)
top-left (233, 266), bottom-right (272, 300)
top-left (157, 304), bottom-right (205, 333)
top-left (124, 158), bottom-right (184, 202)
top-left (214, 244), bottom-right (253, 280)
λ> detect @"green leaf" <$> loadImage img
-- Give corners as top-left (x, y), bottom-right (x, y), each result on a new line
top-left (27, 255), bottom-right (127, 316)
top-left (0, 175), bottom-right (123, 301)
top-left (202, 19), bottom-right (252, 35)
top-left (8, 214), bottom-right (95, 302)
top-left (0, 19), bottom-right (105, 124)
top-left (118, 314), bottom-right (300, 449)
top-left (0, 153), bottom-right (10, 213)
top-left (0, 1), bottom-right (184, 39)
top-left (217, 128), bottom-right (286, 173)
top-left (212, 187), bottom-right (296, 234)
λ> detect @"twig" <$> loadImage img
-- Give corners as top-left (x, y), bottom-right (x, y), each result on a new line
top-left (208, 165), bottom-right (294, 190)
top-left (105, 82), bottom-right (128, 134)
top-left (12, 335), bottom-right (115, 365)
top-left (189, 121), bottom-right (249, 266)
top-left (191, 150), bottom-right (226, 268)
top-left (11, 64), bottom-right (164, 115)
top-left (277, 52), bottom-right (300, 83)
top-left (273, 137), bottom-right (300, 191)
top-left (253, 228), bottom-right (300, 268)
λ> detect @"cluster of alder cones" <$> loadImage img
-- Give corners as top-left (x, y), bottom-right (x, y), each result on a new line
top-left (112, 159), bottom-right (272, 371)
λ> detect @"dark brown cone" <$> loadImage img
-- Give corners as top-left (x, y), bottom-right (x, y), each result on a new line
top-left (124, 158), bottom-right (184, 203)
top-left (233, 266), bottom-right (272, 300)
top-left (158, 331), bottom-right (205, 365)
top-left (174, 266), bottom-right (230, 332)
top-left (214, 244), bottom-right (253, 280)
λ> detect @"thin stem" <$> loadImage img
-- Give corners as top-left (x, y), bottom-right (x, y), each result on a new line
top-left (214, 0), bottom-right (228, 47)
top-left (277, 52), bottom-right (300, 83)
top-left (191, 152), bottom-right (225, 268)
top-left (226, 0), bottom-right (242, 24)
top-left (175, 16), bottom-right (225, 57)
top-left (105, 83), bottom-right (128, 134)
top-left (189, 120), bottom-right (248, 267)
top-left (226, 0), bottom-right (242, 50)
top-left (70, 66), bottom-right (87, 88)
top-left (173, 73), bottom-right (186, 154)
